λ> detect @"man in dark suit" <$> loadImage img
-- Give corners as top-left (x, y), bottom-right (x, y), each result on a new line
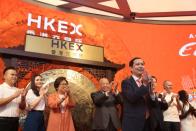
top-left (91, 78), bottom-right (122, 131)
top-left (121, 57), bottom-right (151, 131)
top-left (149, 76), bottom-right (168, 131)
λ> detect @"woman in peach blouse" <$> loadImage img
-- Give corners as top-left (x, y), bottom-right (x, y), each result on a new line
top-left (47, 77), bottom-right (75, 131)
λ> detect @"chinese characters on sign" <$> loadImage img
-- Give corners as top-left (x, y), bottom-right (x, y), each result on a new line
top-left (25, 35), bottom-right (104, 62)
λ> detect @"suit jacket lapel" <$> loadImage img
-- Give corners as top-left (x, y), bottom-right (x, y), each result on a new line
top-left (129, 76), bottom-right (139, 89)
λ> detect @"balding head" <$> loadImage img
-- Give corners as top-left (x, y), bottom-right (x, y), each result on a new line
top-left (163, 80), bottom-right (173, 93)
top-left (99, 78), bottom-right (111, 92)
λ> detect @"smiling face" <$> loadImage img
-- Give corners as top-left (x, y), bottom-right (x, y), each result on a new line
top-left (58, 80), bottom-right (69, 94)
top-left (34, 75), bottom-right (43, 89)
top-left (99, 78), bottom-right (111, 92)
top-left (131, 58), bottom-right (145, 77)
top-left (4, 69), bottom-right (17, 86)
top-left (163, 80), bottom-right (173, 93)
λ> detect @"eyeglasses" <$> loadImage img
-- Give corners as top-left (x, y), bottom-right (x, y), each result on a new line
top-left (60, 85), bottom-right (69, 89)
top-left (59, 83), bottom-right (68, 86)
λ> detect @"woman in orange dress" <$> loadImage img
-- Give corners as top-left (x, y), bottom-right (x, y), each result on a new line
top-left (47, 77), bottom-right (75, 131)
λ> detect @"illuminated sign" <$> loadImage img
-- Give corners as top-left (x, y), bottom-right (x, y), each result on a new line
top-left (27, 13), bottom-right (82, 36)
top-left (179, 34), bottom-right (196, 57)
top-left (27, 13), bottom-right (83, 43)
top-left (25, 35), bottom-right (104, 62)
top-left (179, 42), bottom-right (196, 56)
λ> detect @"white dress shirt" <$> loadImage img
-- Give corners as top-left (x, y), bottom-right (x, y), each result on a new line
top-left (26, 89), bottom-right (45, 111)
top-left (0, 82), bottom-right (21, 117)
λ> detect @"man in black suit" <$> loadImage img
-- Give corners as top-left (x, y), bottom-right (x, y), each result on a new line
top-left (91, 78), bottom-right (122, 131)
top-left (149, 76), bottom-right (168, 131)
top-left (121, 57), bottom-right (151, 131)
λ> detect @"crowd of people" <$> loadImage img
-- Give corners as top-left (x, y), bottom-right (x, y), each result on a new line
top-left (0, 57), bottom-right (196, 131)
top-left (0, 67), bottom-right (75, 131)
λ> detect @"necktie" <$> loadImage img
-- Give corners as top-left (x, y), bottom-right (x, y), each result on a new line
top-left (136, 79), bottom-right (142, 87)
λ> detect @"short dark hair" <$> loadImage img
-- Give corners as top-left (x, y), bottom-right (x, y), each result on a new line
top-left (3, 66), bottom-right (16, 75)
top-left (178, 90), bottom-right (188, 102)
top-left (129, 57), bottom-right (142, 67)
top-left (151, 76), bottom-right (157, 82)
top-left (54, 77), bottom-right (68, 90)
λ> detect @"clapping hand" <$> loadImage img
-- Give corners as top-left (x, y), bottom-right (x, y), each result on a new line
top-left (39, 85), bottom-right (48, 96)
top-left (142, 70), bottom-right (151, 86)
top-left (65, 87), bottom-right (70, 95)
top-left (21, 88), bottom-right (28, 97)
top-left (110, 81), bottom-right (119, 95)
top-left (170, 94), bottom-right (178, 103)
top-left (162, 92), bottom-right (167, 98)
top-left (13, 89), bottom-right (24, 98)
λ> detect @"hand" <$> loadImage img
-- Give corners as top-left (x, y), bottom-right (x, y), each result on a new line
top-left (42, 81), bottom-right (50, 88)
top-left (110, 81), bottom-right (119, 94)
top-left (64, 85), bottom-right (71, 97)
top-left (142, 70), bottom-right (151, 86)
top-left (58, 96), bottom-right (65, 105)
top-left (65, 88), bottom-right (70, 96)
top-left (162, 92), bottom-right (167, 98)
top-left (64, 91), bottom-right (69, 98)
top-left (61, 97), bottom-right (65, 102)
top-left (21, 88), bottom-right (28, 97)
top-left (39, 86), bottom-right (48, 96)
top-left (13, 89), bottom-right (23, 98)
top-left (64, 97), bottom-right (69, 105)
top-left (105, 91), bottom-right (109, 96)
top-left (43, 84), bottom-right (50, 89)
top-left (176, 95), bottom-right (180, 101)
top-left (171, 95), bottom-right (176, 102)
